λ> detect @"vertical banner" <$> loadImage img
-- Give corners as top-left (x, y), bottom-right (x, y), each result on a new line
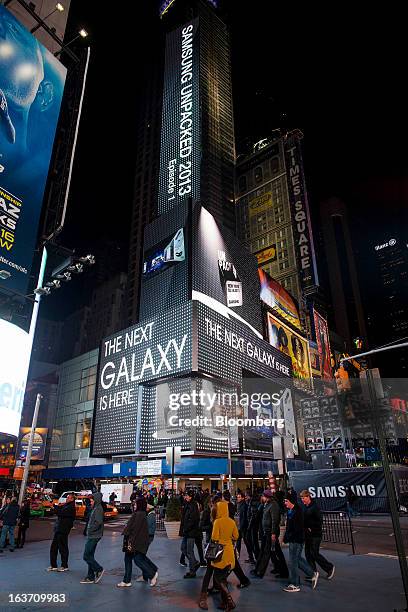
top-left (284, 135), bottom-right (318, 292)
top-left (0, 7), bottom-right (66, 295)
top-left (158, 18), bottom-right (201, 214)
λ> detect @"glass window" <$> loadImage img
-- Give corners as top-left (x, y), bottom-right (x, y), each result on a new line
top-left (254, 167), bottom-right (263, 183)
top-left (271, 157), bottom-right (280, 173)
top-left (238, 175), bottom-right (247, 192)
top-left (75, 418), bottom-right (92, 449)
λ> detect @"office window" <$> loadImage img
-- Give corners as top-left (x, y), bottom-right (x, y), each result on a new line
top-left (254, 167), bottom-right (263, 183)
top-left (238, 175), bottom-right (247, 192)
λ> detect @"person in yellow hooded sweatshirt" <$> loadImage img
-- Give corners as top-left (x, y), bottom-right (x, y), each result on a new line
top-left (211, 500), bottom-right (239, 611)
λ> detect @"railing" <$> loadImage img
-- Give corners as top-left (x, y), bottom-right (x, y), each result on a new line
top-left (322, 511), bottom-right (355, 554)
top-left (155, 507), bottom-right (166, 531)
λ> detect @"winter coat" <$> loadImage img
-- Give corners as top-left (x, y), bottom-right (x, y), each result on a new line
top-left (303, 501), bottom-right (323, 538)
top-left (0, 500), bottom-right (20, 526)
top-left (283, 503), bottom-right (304, 544)
top-left (237, 500), bottom-right (248, 531)
top-left (199, 507), bottom-right (212, 533)
top-left (211, 501), bottom-right (238, 570)
top-left (86, 493), bottom-right (104, 539)
top-left (123, 510), bottom-right (150, 555)
top-left (18, 503), bottom-right (30, 528)
top-left (55, 501), bottom-right (76, 534)
top-left (179, 500), bottom-right (200, 538)
top-left (262, 498), bottom-right (280, 535)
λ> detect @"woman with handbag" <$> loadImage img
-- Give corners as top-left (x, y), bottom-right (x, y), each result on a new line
top-left (211, 499), bottom-right (239, 611)
top-left (117, 497), bottom-right (158, 588)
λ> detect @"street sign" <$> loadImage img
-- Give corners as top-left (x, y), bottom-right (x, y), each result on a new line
top-left (166, 446), bottom-right (182, 465)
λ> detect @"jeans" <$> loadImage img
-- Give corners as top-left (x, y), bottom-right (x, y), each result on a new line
top-left (180, 535), bottom-right (205, 565)
top-left (305, 536), bottom-right (333, 574)
top-left (83, 537), bottom-right (103, 580)
top-left (50, 532), bottom-right (69, 568)
top-left (123, 551), bottom-right (158, 583)
top-left (181, 536), bottom-right (197, 572)
top-left (288, 542), bottom-right (314, 586)
top-left (0, 525), bottom-right (15, 549)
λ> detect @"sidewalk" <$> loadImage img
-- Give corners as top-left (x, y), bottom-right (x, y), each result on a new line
top-left (0, 532), bottom-right (405, 611)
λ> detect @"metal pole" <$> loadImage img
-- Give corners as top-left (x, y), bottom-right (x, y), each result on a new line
top-left (18, 394), bottom-right (42, 506)
top-left (227, 425), bottom-right (232, 493)
top-left (367, 369), bottom-right (408, 608)
top-left (171, 446), bottom-right (175, 494)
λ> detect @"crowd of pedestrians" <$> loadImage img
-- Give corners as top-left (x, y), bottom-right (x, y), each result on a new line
top-left (0, 483), bottom-right (337, 611)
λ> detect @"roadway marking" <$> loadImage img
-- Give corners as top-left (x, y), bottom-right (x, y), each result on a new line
top-left (366, 553), bottom-right (408, 559)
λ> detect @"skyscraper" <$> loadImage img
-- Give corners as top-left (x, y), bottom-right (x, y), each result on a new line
top-left (319, 197), bottom-right (367, 352)
top-left (158, 0), bottom-right (236, 230)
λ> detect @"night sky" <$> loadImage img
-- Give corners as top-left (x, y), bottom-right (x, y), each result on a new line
top-left (42, 0), bottom-right (407, 318)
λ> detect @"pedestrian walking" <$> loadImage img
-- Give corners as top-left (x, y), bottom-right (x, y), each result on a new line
top-left (16, 498), bottom-right (30, 548)
top-left (47, 493), bottom-right (76, 571)
top-left (345, 486), bottom-right (358, 517)
top-left (0, 496), bottom-right (19, 552)
top-left (282, 492), bottom-right (319, 593)
top-left (300, 489), bottom-right (335, 580)
top-left (251, 490), bottom-right (288, 579)
top-left (211, 500), bottom-right (239, 611)
top-left (180, 489), bottom-right (201, 578)
top-left (80, 493), bottom-right (105, 584)
top-left (83, 496), bottom-right (92, 536)
top-left (247, 493), bottom-right (262, 562)
top-left (117, 496), bottom-right (158, 588)
top-left (109, 491), bottom-right (117, 506)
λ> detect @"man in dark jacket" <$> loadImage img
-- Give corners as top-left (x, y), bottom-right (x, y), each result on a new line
top-left (80, 492), bottom-right (105, 584)
top-left (179, 490), bottom-right (201, 578)
top-left (0, 497), bottom-right (19, 552)
top-left (16, 498), bottom-right (30, 548)
top-left (300, 489), bottom-right (335, 579)
top-left (236, 492), bottom-right (248, 557)
top-left (48, 493), bottom-right (76, 571)
top-left (251, 490), bottom-right (287, 578)
top-left (283, 492), bottom-right (318, 592)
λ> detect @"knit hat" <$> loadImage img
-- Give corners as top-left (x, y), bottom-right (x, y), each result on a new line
top-left (262, 489), bottom-right (273, 499)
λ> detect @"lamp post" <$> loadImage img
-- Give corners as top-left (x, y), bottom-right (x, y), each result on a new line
top-left (30, 3), bottom-right (64, 33)
top-left (54, 29), bottom-right (88, 57)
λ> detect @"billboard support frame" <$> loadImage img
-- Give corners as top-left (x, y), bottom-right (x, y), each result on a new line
top-left (18, 393), bottom-right (42, 506)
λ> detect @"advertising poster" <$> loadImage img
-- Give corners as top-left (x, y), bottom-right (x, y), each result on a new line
top-left (0, 319), bottom-right (31, 437)
top-left (18, 427), bottom-right (47, 461)
top-left (256, 246), bottom-right (277, 266)
top-left (259, 269), bottom-right (301, 329)
top-left (313, 309), bottom-right (332, 380)
top-left (248, 191), bottom-right (272, 218)
top-left (267, 312), bottom-right (311, 388)
top-left (289, 468), bottom-right (387, 513)
top-left (0, 6), bottom-right (66, 295)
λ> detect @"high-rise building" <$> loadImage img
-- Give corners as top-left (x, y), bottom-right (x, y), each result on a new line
top-left (365, 234), bottom-right (408, 375)
top-left (127, 0), bottom-right (236, 325)
top-left (158, 0), bottom-right (235, 229)
top-left (319, 197), bottom-right (367, 352)
top-left (235, 131), bottom-right (319, 308)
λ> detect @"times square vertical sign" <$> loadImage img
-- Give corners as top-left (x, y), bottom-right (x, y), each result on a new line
top-left (158, 18), bottom-right (201, 214)
top-left (284, 136), bottom-right (319, 292)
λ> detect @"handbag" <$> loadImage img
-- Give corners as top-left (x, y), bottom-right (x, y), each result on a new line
top-left (122, 534), bottom-right (133, 553)
top-left (204, 540), bottom-right (224, 562)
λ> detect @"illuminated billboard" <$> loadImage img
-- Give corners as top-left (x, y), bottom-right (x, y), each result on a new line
top-left (158, 19), bottom-right (200, 215)
top-left (0, 319), bottom-right (31, 437)
top-left (259, 268), bottom-right (301, 330)
top-left (18, 427), bottom-right (48, 461)
top-left (312, 309), bottom-right (332, 380)
top-left (248, 191), bottom-right (272, 218)
top-left (0, 6), bottom-right (66, 295)
top-left (267, 312), bottom-right (311, 388)
top-left (284, 135), bottom-right (318, 291)
top-left (256, 246), bottom-right (277, 265)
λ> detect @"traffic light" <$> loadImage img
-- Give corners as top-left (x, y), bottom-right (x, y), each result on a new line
top-left (335, 366), bottom-right (351, 392)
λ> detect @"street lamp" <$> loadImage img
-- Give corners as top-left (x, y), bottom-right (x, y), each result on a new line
top-left (31, 3), bottom-right (64, 33)
top-left (341, 344), bottom-right (408, 610)
top-left (54, 28), bottom-right (88, 57)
